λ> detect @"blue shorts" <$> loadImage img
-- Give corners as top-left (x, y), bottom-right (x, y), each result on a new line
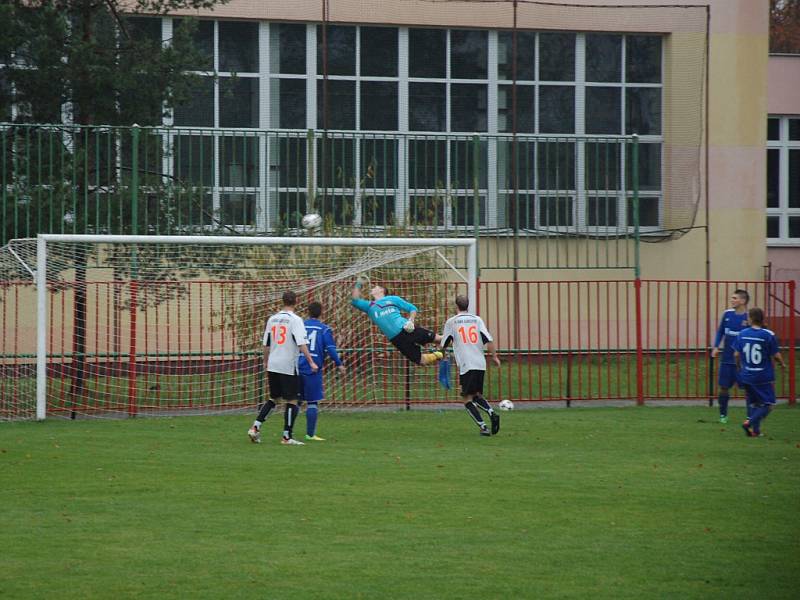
top-left (741, 382), bottom-right (776, 406)
top-left (718, 363), bottom-right (738, 389)
top-left (298, 370), bottom-right (324, 403)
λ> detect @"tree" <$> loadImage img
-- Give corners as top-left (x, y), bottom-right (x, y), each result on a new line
top-left (0, 0), bottom-right (227, 125)
top-left (770, 0), bottom-right (800, 54)
top-left (0, 0), bottom-right (229, 408)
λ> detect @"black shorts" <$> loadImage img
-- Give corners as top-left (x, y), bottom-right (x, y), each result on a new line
top-left (390, 327), bottom-right (437, 365)
top-left (459, 370), bottom-right (485, 397)
top-left (268, 371), bottom-right (299, 400)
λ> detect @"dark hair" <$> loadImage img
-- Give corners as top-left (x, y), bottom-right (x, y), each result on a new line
top-left (748, 307), bottom-right (764, 325)
top-left (734, 289), bottom-right (750, 304)
top-left (308, 301), bottom-right (322, 319)
top-left (455, 294), bottom-right (469, 311)
top-left (282, 290), bottom-right (297, 306)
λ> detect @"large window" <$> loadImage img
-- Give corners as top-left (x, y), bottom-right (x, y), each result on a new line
top-left (162, 21), bottom-right (663, 233)
top-left (767, 116), bottom-right (800, 243)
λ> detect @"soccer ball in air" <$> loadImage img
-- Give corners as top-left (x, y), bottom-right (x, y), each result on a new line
top-left (498, 399), bottom-right (514, 411)
top-left (301, 213), bottom-right (322, 229)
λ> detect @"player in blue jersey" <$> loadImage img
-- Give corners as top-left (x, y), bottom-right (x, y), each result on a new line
top-left (710, 289), bottom-right (750, 423)
top-left (351, 280), bottom-right (443, 366)
top-left (298, 301), bottom-right (346, 441)
top-left (732, 308), bottom-right (785, 437)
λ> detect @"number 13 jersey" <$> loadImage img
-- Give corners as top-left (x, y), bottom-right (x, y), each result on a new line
top-left (263, 310), bottom-right (309, 375)
top-left (441, 313), bottom-right (493, 375)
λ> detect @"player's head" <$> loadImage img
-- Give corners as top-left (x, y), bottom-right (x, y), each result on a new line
top-left (370, 285), bottom-right (387, 299)
top-left (282, 290), bottom-right (297, 307)
top-left (308, 301), bottom-right (322, 319)
top-left (731, 289), bottom-right (749, 308)
top-left (455, 294), bottom-right (469, 311)
top-left (748, 307), bottom-right (764, 326)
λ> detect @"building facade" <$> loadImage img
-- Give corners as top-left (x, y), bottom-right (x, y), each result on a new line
top-left (767, 53), bottom-right (800, 287)
top-left (139, 0), bottom-right (777, 282)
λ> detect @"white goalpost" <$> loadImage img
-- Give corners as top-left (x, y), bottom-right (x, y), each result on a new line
top-left (31, 234), bottom-right (477, 421)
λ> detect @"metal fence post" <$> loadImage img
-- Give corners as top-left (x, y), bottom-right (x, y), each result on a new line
top-left (128, 125), bottom-right (140, 417)
top-left (307, 129), bottom-right (315, 213)
top-left (631, 134), bottom-right (640, 279)
top-left (635, 277), bottom-right (644, 405)
top-left (470, 135), bottom-right (481, 276)
top-left (131, 125), bottom-right (140, 235)
top-left (789, 280), bottom-right (796, 405)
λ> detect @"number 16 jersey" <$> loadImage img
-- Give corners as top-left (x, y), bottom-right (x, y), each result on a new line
top-left (732, 326), bottom-right (779, 384)
top-left (441, 313), bottom-right (493, 375)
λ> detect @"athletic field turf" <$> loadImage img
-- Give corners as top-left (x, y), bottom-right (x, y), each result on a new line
top-left (2, 405), bottom-right (798, 599)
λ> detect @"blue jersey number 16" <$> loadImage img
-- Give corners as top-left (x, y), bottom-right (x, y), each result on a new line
top-left (742, 342), bottom-right (763, 365)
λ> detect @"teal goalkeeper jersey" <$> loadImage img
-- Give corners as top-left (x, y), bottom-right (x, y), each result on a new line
top-left (351, 295), bottom-right (417, 339)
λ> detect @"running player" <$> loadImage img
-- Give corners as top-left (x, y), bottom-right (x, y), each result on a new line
top-left (441, 294), bottom-right (502, 436)
top-left (248, 291), bottom-right (317, 445)
top-left (733, 307), bottom-right (785, 437)
top-left (711, 289), bottom-right (749, 423)
top-left (351, 280), bottom-right (443, 366)
top-left (298, 301), bottom-right (345, 441)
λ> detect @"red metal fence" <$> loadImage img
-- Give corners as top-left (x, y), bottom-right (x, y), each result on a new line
top-left (1, 278), bottom-right (796, 418)
top-left (479, 279), bottom-right (796, 403)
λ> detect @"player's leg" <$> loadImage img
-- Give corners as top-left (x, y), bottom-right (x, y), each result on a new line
top-left (746, 384), bottom-right (775, 436)
top-left (305, 402), bottom-right (322, 439)
top-left (410, 327), bottom-right (444, 365)
top-left (461, 371), bottom-right (490, 436)
top-left (717, 364), bottom-right (736, 423)
top-left (471, 373), bottom-right (499, 435)
top-left (279, 374), bottom-right (304, 445)
top-left (248, 371), bottom-right (280, 443)
top-left (390, 331), bottom-right (442, 365)
top-left (302, 370), bottom-right (325, 441)
top-left (717, 365), bottom-right (735, 423)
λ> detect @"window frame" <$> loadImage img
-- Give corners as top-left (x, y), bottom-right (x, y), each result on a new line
top-left (767, 116), bottom-right (800, 245)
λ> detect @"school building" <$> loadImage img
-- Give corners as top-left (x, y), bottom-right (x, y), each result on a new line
top-left (130, 0), bottom-right (796, 285)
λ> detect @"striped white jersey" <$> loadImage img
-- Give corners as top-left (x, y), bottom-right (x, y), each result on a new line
top-left (441, 312), bottom-right (493, 375)
top-left (262, 310), bottom-right (309, 375)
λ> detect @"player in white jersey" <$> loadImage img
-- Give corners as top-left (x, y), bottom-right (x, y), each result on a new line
top-left (248, 291), bottom-right (318, 445)
top-left (440, 294), bottom-right (501, 436)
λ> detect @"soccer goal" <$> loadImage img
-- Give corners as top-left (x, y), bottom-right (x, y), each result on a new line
top-left (26, 234), bottom-right (476, 420)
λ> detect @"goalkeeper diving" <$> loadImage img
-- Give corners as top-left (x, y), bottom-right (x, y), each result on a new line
top-left (351, 279), bottom-right (444, 366)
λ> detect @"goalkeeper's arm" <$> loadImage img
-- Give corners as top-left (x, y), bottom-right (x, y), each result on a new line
top-left (352, 277), bottom-right (364, 299)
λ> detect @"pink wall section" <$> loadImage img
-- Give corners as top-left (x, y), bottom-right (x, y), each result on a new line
top-left (767, 248), bottom-right (800, 289)
top-left (768, 55), bottom-right (800, 115)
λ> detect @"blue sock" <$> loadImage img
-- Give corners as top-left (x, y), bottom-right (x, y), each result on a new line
top-left (718, 393), bottom-right (729, 417)
top-left (306, 402), bottom-right (319, 436)
top-left (749, 405), bottom-right (771, 434)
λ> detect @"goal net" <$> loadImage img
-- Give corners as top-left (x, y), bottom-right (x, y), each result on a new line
top-left (7, 235), bottom-right (475, 420)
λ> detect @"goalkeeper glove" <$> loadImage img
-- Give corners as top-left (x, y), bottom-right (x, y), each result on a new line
top-left (355, 276), bottom-right (365, 290)
top-left (403, 320), bottom-right (415, 333)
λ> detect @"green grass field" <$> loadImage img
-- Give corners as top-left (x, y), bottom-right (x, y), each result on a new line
top-left (2, 406), bottom-right (799, 599)
top-left (4, 353), bottom-right (797, 414)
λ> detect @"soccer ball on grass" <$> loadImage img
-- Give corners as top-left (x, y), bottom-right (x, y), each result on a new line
top-left (498, 399), bottom-right (514, 411)
top-left (301, 213), bottom-right (322, 229)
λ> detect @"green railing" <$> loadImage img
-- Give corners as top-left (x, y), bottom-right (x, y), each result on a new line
top-left (1, 124), bottom-right (641, 270)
